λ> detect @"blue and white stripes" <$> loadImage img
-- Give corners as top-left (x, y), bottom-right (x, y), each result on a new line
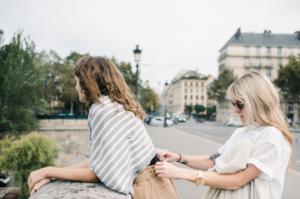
top-left (88, 96), bottom-right (156, 196)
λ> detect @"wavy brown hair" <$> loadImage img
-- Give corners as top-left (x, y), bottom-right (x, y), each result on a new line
top-left (73, 56), bottom-right (145, 120)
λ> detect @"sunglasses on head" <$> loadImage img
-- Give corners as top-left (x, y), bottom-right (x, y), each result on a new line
top-left (231, 100), bottom-right (244, 110)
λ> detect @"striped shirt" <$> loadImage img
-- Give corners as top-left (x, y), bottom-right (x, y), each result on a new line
top-left (88, 96), bottom-right (156, 196)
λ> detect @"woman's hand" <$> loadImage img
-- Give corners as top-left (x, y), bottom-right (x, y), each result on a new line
top-left (154, 162), bottom-right (183, 180)
top-left (30, 177), bottom-right (52, 196)
top-left (156, 148), bottom-right (179, 162)
top-left (28, 167), bottom-right (50, 193)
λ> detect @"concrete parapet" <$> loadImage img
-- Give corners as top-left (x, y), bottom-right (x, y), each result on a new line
top-left (29, 149), bottom-right (131, 199)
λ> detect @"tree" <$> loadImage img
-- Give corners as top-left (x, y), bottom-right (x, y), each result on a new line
top-left (207, 69), bottom-right (237, 101)
top-left (184, 105), bottom-right (193, 114)
top-left (139, 81), bottom-right (159, 112)
top-left (0, 30), bottom-right (44, 133)
top-left (194, 104), bottom-right (206, 113)
top-left (274, 55), bottom-right (300, 102)
top-left (0, 132), bottom-right (58, 199)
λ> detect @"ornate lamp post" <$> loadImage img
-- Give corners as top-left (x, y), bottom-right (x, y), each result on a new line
top-left (133, 45), bottom-right (142, 100)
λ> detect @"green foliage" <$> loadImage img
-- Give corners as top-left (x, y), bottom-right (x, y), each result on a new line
top-left (274, 55), bottom-right (300, 102)
top-left (194, 104), bottom-right (205, 113)
top-left (139, 83), bottom-right (159, 112)
top-left (0, 132), bottom-right (58, 199)
top-left (184, 105), bottom-right (193, 114)
top-left (207, 69), bottom-right (237, 101)
top-left (66, 51), bottom-right (89, 66)
top-left (0, 30), bottom-right (43, 133)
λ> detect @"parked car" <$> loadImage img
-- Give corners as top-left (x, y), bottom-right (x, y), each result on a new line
top-left (227, 118), bottom-right (243, 127)
top-left (150, 117), bottom-right (173, 126)
top-left (0, 171), bottom-right (10, 187)
top-left (178, 116), bottom-right (186, 122)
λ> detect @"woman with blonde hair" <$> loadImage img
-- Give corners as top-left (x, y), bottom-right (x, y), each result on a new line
top-left (155, 71), bottom-right (296, 199)
top-left (27, 56), bottom-right (179, 199)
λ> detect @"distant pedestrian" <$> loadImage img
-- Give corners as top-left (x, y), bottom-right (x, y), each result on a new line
top-left (28, 56), bottom-right (179, 199)
top-left (155, 71), bottom-right (297, 199)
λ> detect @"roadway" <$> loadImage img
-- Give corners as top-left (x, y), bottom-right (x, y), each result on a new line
top-left (146, 122), bottom-right (300, 199)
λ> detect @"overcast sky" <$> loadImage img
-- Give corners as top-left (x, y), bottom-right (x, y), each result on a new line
top-left (1, 0), bottom-right (299, 92)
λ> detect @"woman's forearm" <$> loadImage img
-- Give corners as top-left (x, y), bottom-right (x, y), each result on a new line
top-left (66, 160), bottom-right (89, 169)
top-left (177, 155), bottom-right (214, 171)
top-left (45, 167), bottom-right (100, 183)
top-left (180, 169), bottom-right (239, 190)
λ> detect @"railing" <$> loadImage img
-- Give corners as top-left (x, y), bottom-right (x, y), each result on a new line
top-left (29, 149), bottom-right (131, 199)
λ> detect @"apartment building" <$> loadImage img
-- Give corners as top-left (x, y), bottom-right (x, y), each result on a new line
top-left (162, 70), bottom-right (215, 113)
top-left (217, 28), bottom-right (300, 126)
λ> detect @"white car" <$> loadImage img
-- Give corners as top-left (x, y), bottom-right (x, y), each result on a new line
top-left (227, 118), bottom-right (243, 127)
top-left (150, 117), bottom-right (173, 126)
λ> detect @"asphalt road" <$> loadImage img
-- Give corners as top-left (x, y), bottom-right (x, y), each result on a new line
top-left (174, 119), bottom-right (300, 173)
top-left (146, 123), bottom-right (300, 199)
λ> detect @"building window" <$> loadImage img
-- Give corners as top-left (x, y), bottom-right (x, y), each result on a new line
top-left (201, 96), bottom-right (204, 100)
top-left (196, 95), bottom-right (198, 100)
top-left (278, 47), bottom-right (282, 55)
top-left (267, 46), bottom-right (271, 54)
top-left (190, 82), bottom-right (192, 86)
top-left (185, 95), bottom-right (187, 100)
top-left (256, 58), bottom-right (261, 67)
top-left (196, 82), bottom-right (198, 86)
top-left (190, 102), bottom-right (192, 105)
top-left (190, 95), bottom-right (193, 100)
top-left (245, 68), bottom-right (249, 73)
top-left (202, 89), bottom-right (204, 93)
top-left (267, 58), bottom-right (271, 66)
top-left (196, 102), bottom-right (198, 105)
top-left (267, 69), bottom-right (271, 77)
top-left (288, 48), bottom-right (293, 55)
top-left (278, 58), bottom-right (282, 65)
top-left (245, 57), bottom-right (250, 66)
top-left (185, 89), bottom-right (187, 93)
top-left (185, 82), bottom-right (187, 86)
top-left (196, 89), bottom-right (199, 93)
top-left (256, 46), bottom-right (260, 55)
top-left (185, 102), bottom-right (187, 105)
top-left (190, 89), bottom-right (193, 93)
top-left (245, 46), bottom-right (250, 55)
top-left (256, 68), bottom-right (260, 71)
top-left (201, 83), bottom-right (203, 87)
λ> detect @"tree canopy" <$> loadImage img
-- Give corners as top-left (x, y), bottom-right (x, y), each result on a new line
top-left (274, 55), bottom-right (300, 102)
top-left (207, 69), bottom-right (237, 101)
top-left (194, 104), bottom-right (205, 113)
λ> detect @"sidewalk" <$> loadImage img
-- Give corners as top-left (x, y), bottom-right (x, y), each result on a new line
top-left (146, 126), bottom-right (300, 199)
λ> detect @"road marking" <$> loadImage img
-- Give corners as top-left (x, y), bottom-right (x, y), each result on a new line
top-left (203, 134), bottom-right (212, 138)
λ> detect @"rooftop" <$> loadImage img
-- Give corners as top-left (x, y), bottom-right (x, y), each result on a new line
top-left (220, 28), bottom-right (300, 51)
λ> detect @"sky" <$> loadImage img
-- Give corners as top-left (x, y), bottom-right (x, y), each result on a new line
top-left (1, 0), bottom-right (299, 92)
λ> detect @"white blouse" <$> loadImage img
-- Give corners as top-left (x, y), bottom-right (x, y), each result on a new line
top-left (218, 123), bottom-right (291, 199)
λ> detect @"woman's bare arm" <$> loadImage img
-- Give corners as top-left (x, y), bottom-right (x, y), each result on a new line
top-left (66, 160), bottom-right (89, 169)
top-left (155, 162), bottom-right (262, 190)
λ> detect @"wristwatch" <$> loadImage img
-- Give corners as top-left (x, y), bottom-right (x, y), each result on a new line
top-left (195, 171), bottom-right (204, 186)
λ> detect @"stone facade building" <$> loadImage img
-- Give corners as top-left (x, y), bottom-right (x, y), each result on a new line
top-left (217, 28), bottom-right (300, 126)
top-left (162, 70), bottom-right (215, 113)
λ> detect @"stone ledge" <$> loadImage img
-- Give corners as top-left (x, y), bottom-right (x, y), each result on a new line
top-left (29, 149), bottom-right (131, 199)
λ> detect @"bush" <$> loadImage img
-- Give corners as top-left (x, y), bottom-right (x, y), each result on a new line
top-left (0, 132), bottom-right (58, 199)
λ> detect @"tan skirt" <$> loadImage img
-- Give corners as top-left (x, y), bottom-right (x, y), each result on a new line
top-left (132, 165), bottom-right (180, 199)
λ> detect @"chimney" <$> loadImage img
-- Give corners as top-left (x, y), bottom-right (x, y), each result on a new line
top-left (264, 30), bottom-right (267, 35)
top-left (236, 28), bottom-right (242, 39)
top-left (268, 30), bottom-right (271, 35)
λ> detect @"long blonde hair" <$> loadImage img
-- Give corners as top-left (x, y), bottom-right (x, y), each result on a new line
top-left (227, 71), bottom-right (297, 174)
top-left (73, 56), bottom-right (145, 120)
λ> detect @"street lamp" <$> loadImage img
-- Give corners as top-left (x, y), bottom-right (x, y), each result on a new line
top-left (133, 45), bottom-right (142, 100)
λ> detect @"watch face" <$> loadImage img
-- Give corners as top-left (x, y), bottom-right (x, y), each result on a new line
top-left (196, 178), bottom-right (204, 186)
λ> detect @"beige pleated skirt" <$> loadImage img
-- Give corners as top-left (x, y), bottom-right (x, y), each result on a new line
top-left (132, 165), bottom-right (180, 199)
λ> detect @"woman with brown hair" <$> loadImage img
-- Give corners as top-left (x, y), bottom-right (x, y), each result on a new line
top-left (27, 56), bottom-right (179, 199)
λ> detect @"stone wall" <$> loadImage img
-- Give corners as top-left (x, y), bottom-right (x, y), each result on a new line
top-left (29, 149), bottom-right (131, 199)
